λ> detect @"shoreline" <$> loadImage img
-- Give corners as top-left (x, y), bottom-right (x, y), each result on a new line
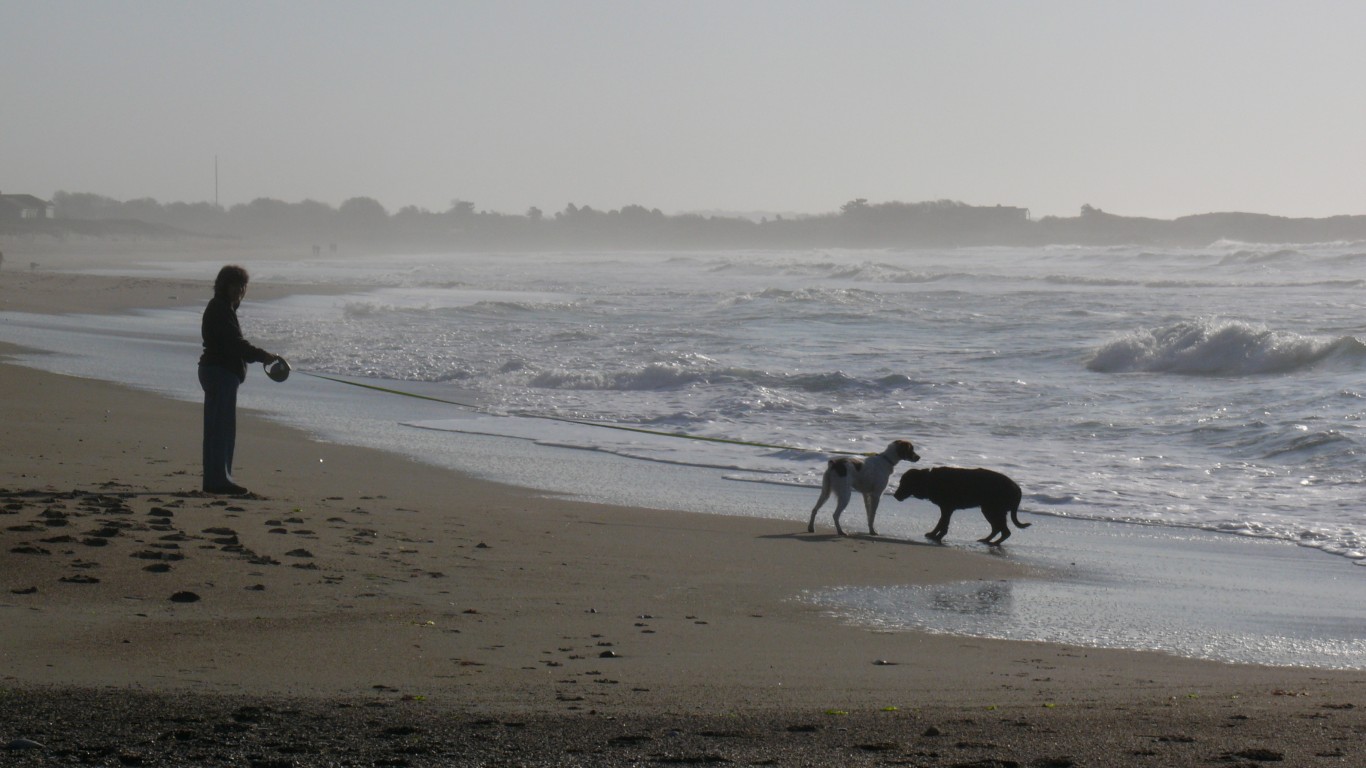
top-left (2, 266), bottom-right (1364, 764)
top-left (4, 359), bottom-right (1363, 767)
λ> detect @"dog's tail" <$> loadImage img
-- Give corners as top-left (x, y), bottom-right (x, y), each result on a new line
top-left (1010, 504), bottom-right (1032, 529)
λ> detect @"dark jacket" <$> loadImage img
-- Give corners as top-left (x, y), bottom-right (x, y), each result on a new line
top-left (199, 294), bottom-right (272, 382)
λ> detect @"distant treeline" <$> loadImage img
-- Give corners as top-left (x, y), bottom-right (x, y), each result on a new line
top-left (10, 192), bottom-right (1366, 249)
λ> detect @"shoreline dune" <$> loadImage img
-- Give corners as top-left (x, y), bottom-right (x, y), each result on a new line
top-left (1, 265), bottom-right (1362, 765)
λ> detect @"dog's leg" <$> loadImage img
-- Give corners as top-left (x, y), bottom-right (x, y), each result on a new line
top-left (926, 507), bottom-right (952, 542)
top-left (831, 487), bottom-right (853, 536)
top-left (807, 476), bottom-right (833, 533)
top-left (864, 493), bottom-right (881, 536)
top-left (979, 509), bottom-right (1010, 545)
top-left (992, 517), bottom-right (1012, 544)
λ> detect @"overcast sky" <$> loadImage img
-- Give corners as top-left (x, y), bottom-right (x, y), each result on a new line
top-left (4, 1), bottom-right (1364, 219)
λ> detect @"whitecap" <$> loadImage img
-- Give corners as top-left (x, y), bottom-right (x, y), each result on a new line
top-left (1085, 318), bottom-right (1365, 375)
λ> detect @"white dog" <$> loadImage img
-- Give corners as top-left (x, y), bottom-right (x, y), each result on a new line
top-left (807, 439), bottom-right (919, 536)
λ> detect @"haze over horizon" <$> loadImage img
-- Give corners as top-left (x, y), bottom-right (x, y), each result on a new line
top-left (4, 1), bottom-right (1364, 221)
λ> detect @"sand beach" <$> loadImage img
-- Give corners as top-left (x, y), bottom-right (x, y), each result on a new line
top-left (1, 252), bottom-right (1363, 766)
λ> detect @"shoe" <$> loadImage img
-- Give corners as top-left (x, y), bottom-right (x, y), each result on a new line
top-left (203, 483), bottom-right (250, 495)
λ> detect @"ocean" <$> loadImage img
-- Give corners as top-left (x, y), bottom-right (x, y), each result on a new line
top-left (4, 242), bottom-right (1364, 668)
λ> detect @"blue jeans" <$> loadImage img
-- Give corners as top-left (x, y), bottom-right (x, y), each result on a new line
top-left (199, 363), bottom-right (240, 490)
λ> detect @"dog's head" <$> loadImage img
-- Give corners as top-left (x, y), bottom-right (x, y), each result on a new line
top-left (893, 468), bottom-right (929, 501)
top-left (892, 439), bottom-right (920, 464)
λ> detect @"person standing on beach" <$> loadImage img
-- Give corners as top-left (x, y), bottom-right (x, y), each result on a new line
top-left (198, 265), bottom-right (280, 495)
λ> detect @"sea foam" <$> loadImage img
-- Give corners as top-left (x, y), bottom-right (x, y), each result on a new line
top-left (1086, 318), bottom-right (1366, 375)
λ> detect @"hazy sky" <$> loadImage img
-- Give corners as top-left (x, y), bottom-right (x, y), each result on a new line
top-left (4, 1), bottom-right (1364, 219)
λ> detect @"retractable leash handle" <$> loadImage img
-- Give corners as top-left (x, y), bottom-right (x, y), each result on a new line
top-left (265, 357), bottom-right (292, 382)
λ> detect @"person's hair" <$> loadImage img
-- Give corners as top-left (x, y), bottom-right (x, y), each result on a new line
top-left (214, 265), bottom-right (249, 297)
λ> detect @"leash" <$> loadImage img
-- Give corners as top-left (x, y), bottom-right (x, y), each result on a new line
top-left (298, 370), bottom-right (873, 457)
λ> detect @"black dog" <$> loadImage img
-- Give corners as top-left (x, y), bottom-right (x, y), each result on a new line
top-left (892, 467), bottom-right (1031, 545)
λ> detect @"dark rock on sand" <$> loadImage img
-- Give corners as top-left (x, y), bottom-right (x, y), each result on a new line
top-left (1227, 748), bottom-right (1284, 761)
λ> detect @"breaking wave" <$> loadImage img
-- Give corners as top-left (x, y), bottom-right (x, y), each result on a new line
top-left (1215, 248), bottom-right (1303, 266)
top-left (527, 362), bottom-right (925, 394)
top-left (1086, 319), bottom-right (1366, 375)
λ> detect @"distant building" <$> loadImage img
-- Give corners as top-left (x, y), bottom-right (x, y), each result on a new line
top-left (0, 193), bottom-right (52, 220)
top-left (989, 204), bottom-right (1031, 222)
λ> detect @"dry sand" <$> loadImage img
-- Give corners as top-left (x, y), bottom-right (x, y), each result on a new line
top-left (1, 261), bottom-right (1362, 766)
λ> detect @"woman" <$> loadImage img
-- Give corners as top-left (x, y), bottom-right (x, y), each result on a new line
top-left (199, 265), bottom-right (280, 495)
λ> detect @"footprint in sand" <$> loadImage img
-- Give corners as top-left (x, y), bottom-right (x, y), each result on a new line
top-left (131, 550), bottom-right (185, 562)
